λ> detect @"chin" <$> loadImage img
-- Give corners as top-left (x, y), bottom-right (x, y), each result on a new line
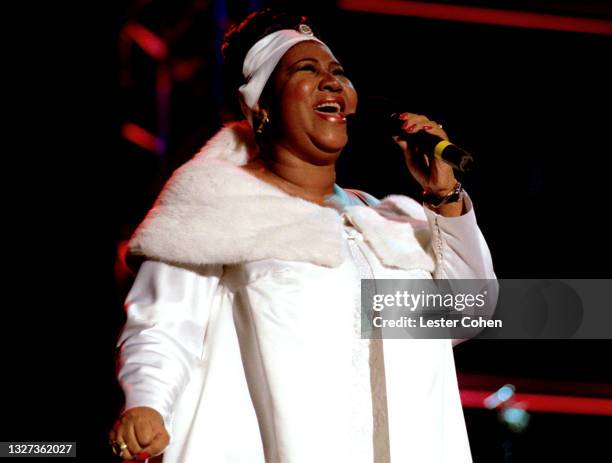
top-left (311, 132), bottom-right (348, 155)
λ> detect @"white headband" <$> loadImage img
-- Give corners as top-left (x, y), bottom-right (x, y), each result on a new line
top-left (238, 26), bottom-right (326, 126)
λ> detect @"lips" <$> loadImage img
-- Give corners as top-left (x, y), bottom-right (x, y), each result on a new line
top-left (314, 111), bottom-right (347, 124)
top-left (313, 96), bottom-right (347, 123)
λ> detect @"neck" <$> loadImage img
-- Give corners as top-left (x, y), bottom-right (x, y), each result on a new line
top-left (248, 144), bottom-right (337, 206)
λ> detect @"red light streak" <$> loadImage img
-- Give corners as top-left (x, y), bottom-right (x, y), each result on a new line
top-left (122, 22), bottom-right (168, 60)
top-left (461, 389), bottom-right (612, 416)
top-left (122, 122), bottom-right (160, 153)
top-left (339, 0), bottom-right (612, 35)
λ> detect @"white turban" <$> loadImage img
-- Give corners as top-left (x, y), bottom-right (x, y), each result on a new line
top-left (238, 26), bottom-right (326, 127)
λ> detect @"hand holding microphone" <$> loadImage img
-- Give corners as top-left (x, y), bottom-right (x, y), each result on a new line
top-left (346, 96), bottom-right (473, 173)
top-left (346, 96), bottom-right (472, 211)
top-left (391, 112), bottom-right (459, 197)
top-left (392, 112), bottom-right (473, 173)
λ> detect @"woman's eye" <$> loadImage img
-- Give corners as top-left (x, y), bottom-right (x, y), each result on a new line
top-left (333, 69), bottom-right (346, 76)
top-left (299, 64), bottom-right (317, 72)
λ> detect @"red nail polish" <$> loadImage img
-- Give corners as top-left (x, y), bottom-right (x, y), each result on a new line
top-left (137, 451), bottom-right (151, 460)
top-left (406, 124), bottom-right (416, 132)
top-left (423, 125), bottom-right (433, 130)
top-left (399, 113), bottom-right (408, 120)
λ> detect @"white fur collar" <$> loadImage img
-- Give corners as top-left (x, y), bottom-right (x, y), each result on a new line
top-left (128, 121), bottom-right (435, 272)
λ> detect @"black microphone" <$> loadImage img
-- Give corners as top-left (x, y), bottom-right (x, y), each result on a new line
top-left (346, 96), bottom-right (474, 172)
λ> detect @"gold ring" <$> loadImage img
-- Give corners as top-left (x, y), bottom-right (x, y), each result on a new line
top-left (110, 440), bottom-right (128, 456)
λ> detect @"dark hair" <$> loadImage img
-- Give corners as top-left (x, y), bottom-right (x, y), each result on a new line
top-left (221, 8), bottom-right (321, 118)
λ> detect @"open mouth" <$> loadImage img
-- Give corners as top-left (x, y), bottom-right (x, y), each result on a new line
top-left (314, 101), bottom-right (344, 116)
top-left (313, 100), bottom-right (347, 123)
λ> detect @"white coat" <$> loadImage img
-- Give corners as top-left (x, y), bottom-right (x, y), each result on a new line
top-left (117, 121), bottom-right (496, 462)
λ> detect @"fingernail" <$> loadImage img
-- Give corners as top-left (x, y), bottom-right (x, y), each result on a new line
top-left (423, 125), bottom-right (433, 130)
top-left (399, 113), bottom-right (408, 120)
top-left (405, 124), bottom-right (416, 132)
top-left (137, 451), bottom-right (151, 460)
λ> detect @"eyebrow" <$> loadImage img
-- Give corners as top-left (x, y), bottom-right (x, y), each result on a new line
top-left (290, 57), bottom-right (343, 68)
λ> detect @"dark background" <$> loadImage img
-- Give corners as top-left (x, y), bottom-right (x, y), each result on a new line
top-left (5, 0), bottom-right (611, 461)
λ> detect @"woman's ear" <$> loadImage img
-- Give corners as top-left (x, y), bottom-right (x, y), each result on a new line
top-left (253, 101), bottom-right (270, 121)
top-left (238, 93), bottom-right (269, 126)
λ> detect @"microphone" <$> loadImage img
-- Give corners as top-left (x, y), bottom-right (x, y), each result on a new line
top-left (346, 96), bottom-right (474, 172)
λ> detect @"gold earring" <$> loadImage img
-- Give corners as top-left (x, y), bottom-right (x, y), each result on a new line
top-left (256, 113), bottom-right (270, 136)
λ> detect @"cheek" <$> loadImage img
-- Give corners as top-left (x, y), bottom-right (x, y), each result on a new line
top-left (289, 79), bottom-right (312, 99)
top-left (280, 80), bottom-right (314, 119)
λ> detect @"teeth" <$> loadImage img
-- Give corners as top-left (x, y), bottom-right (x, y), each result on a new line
top-left (315, 102), bottom-right (342, 113)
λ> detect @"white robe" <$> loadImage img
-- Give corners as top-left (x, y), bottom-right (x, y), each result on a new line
top-left (116, 121), bottom-right (496, 462)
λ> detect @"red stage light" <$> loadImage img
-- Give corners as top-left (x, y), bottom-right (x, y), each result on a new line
top-left (461, 389), bottom-right (612, 416)
top-left (339, 0), bottom-right (612, 35)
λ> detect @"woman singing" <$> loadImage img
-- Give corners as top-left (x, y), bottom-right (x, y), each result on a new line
top-left (110, 8), bottom-right (495, 463)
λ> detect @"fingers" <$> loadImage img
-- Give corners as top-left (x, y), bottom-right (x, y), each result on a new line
top-left (133, 413), bottom-right (170, 458)
top-left (140, 429), bottom-right (170, 459)
top-left (110, 419), bottom-right (148, 461)
top-left (109, 424), bottom-right (131, 460)
top-left (110, 407), bottom-right (170, 461)
top-left (125, 421), bottom-right (145, 456)
top-left (392, 134), bottom-right (429, 187)
top-left (109, 407), bottom-right (170, 461)
top-left (392, 112), bottom-right (456, 189)
top-left (134, 419), bottom-right (154, 448)
top-left (397, 112), bottom-right (448, 140)
top-left (112, 428), bottom-right (137, 460)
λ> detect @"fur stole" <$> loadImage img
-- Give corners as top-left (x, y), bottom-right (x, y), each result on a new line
top-left (127, 121), bottom-right (435, 272)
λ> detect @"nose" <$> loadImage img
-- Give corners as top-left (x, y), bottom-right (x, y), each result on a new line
top-left (319, 70), bottom-right (342, 92)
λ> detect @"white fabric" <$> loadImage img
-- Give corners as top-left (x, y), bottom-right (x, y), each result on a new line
top-left (117, 122), bottom-right (497, 462)
top-left (127, 122), bottom-right (438, 272)
top-left (238, 29), bottom-right (325, 125)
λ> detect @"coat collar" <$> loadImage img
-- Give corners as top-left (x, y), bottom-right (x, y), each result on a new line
top-left (127, 121), bottom-right (435, 272)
